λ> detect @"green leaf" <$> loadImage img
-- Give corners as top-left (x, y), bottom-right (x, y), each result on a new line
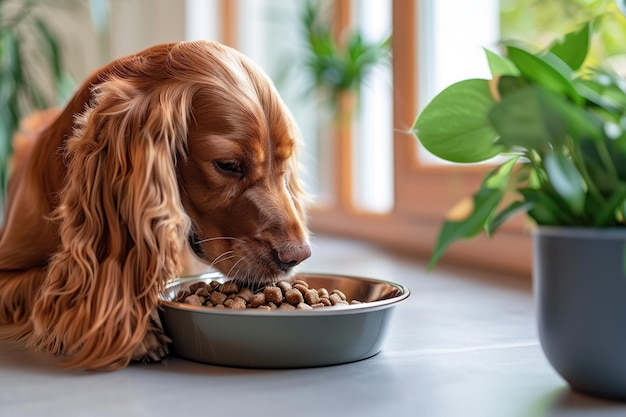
top-left (414, 79), bottom-right (502, 163)
top-left (496, 75), bottom-right (528, 98)
top-left (520, 188), bottom-right (575, 225)
top-left (487, 200), bottom-right (533, 235)
top-left (484, 48), bottom-right (520, 77)
top-left (506, 45), bottom-right (582, 105)
top-left (428, 188), bottom-right (505, 270)
top-left (547, 22), bottom-right (590, 71)
top-left (594, 185), bottom-right (626, 227)
top-left (489, 86), bottom-right (558, 151)
top-left (544, 152), bottom-right (586, 215)
top-left (428, 158), bottom-right (518, 269)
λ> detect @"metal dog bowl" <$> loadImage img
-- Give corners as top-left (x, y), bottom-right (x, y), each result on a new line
top-left (158, 272), bottom-right (410, 368)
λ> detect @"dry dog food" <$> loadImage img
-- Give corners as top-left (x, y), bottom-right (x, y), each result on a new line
top-left (176, 279), bottom-right (362, 310)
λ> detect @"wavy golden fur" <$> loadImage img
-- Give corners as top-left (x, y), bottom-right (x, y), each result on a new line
top-left (0, 41), bottom-right (311, 370)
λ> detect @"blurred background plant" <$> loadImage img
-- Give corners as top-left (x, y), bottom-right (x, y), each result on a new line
top-left (0, 0), bottom-right (75, 204)
top-left (296, 0), bottom-right (391, 112)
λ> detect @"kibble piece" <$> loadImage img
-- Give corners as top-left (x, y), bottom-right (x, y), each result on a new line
top-left (318, 297), bottom-right (332, 307)
top-left (209, 280), bottom-right (221, 288)
top-left (285, 288), bottom-right (305, 305)
top-left (188, 281), bottom-right (206, 294)
top-left (318, 288), bottom-right (329, 298)
top-left (257, 305), bottom-right (272, 311)
top-left (224, 297), bottom-right (247, 310)
top-left (292, 279), bottom-right (309, 288)
top-left (250, 292), bottom-right (266, 308)
top-left (311, 303), bottom-right (325, 308)
top-left (304, 289), bottom-right (319, 305)
top-left (350, 300), bottom-right (362, 305)
top-left (296, 302), bottom-right (313, 310)
top-left (293, 283), bottom-right (309, 295)
top-left (238, 288), bottom-right (254, 303)
top-left (267, 302), bottom-right (278, 310)
top-left (329, 293), bottom-right (343, 305)
top-left (195, 286), bottom-right (210, 297)
top-left (210, 291), bottom-right (227, 305)
top-left (264, 286), bottom-right (284, 304)
top-left (278, 303), bottom-right (296, 310)
top-left (176, 289), bottom-right (191, 302)
top-left (331, 289), bottom-right (347, 301)
top-left (184, 294), bottom-right (203, 306)
top-left (220, 281), bottom-right (240, 295)
top-left (276, 280), bottom-right (292, 293)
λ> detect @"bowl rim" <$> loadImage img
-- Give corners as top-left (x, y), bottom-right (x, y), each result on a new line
top-left (159, 271), bottom-right (410, 317)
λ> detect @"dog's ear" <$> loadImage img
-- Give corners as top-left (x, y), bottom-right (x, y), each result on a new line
top-left (27, 52), bottom-right (193, 369)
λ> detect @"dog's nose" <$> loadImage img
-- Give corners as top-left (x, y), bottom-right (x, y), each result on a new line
top-left (275, 243), bottom-right (312, 271)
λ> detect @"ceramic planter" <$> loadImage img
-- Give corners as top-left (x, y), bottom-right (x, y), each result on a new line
top-left (534, 227), bottom-right (626, 400)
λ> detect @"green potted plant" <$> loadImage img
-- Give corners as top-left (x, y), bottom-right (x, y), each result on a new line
top-left (413, 20), bottom-right (626, 400)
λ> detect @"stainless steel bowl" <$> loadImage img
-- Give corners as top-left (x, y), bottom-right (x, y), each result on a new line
top-left (158, 272), bottom-right (410, 368)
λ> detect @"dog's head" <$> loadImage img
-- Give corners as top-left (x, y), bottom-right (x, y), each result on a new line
top-left (59, 41), bottom-right (311, 287)
top-left (173, 42), bottom-right (312, 284)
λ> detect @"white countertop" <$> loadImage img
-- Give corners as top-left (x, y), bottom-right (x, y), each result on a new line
top-left (1, 235), bottom-right (624, 417)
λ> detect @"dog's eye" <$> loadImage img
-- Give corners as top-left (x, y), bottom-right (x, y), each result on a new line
top-left (215, 161), bottom-right (243, 178)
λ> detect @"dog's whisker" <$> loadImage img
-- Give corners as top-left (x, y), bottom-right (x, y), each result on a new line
top-left (225, 256), bottom-right (247, 280)
top-left (195, 236), bottom-right (245, 245)
top-left (210, 250), bottom-right (235, 267)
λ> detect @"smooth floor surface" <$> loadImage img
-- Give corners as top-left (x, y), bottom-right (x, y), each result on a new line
top-left (1, 235), bottom-right (625, 417)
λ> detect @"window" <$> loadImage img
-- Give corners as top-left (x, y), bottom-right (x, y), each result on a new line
top-left (184, 0), bottom-right (537, 275)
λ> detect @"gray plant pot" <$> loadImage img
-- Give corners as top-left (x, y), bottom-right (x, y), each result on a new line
top-left (534, 227), bottom-right (626, 400)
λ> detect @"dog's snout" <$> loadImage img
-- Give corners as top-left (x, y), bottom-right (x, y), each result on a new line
top-left (274, 243), bottom-right (311, 271)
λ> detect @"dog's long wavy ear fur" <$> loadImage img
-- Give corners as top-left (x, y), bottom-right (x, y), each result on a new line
top-left (27, 51), bottom-right (193, 370)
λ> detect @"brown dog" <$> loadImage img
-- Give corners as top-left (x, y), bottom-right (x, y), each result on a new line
top-left (0, 41), bottom-right (311, 370)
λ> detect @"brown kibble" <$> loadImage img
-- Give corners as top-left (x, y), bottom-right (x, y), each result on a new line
top-left (318, 298), bottom-right (332, 307)
top-left (276, 280), bottom-right (292, 293)
top-left (264, 286), bottom-right (284, 304)
top-left (293, 283), bottom-right (309, 295)
top-left (188, 281), bottom-right (206, 294)
top-left (238, 288), bottom-right (254, 303)
top-left (285, 288), bottom-right (304, 305)
top-left (250, 292), bottom-right (266, 308)
top-left (184, 294), bottom-right (203, 306)
top-left (331, 289), bottom-right (347, 301)
top-left (195, 286), bottom-right (210, 297)
top-left (178, 279), bottom-right (360, 310)
top-left (210, 291), bottom-right (227, 305)
top-left (224, 297), bottom-right (247, 310)
top-left (292, 279), bottom-right (309, 288)
top-left (329, 293), bottom-right (343, 305)
top-left (176, 290), bottom-right (191, 302)
top-left (304, 289), bottom-right (319, 305)
top-left (220, 281), bottom-right (239, 295)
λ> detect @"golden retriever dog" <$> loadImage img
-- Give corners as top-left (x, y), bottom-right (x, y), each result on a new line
top-left (0, 41), bottom-right (311, 370)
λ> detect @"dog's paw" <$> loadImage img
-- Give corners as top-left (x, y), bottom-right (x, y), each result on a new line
top-left (131, 315), bottom-right (171, 363)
